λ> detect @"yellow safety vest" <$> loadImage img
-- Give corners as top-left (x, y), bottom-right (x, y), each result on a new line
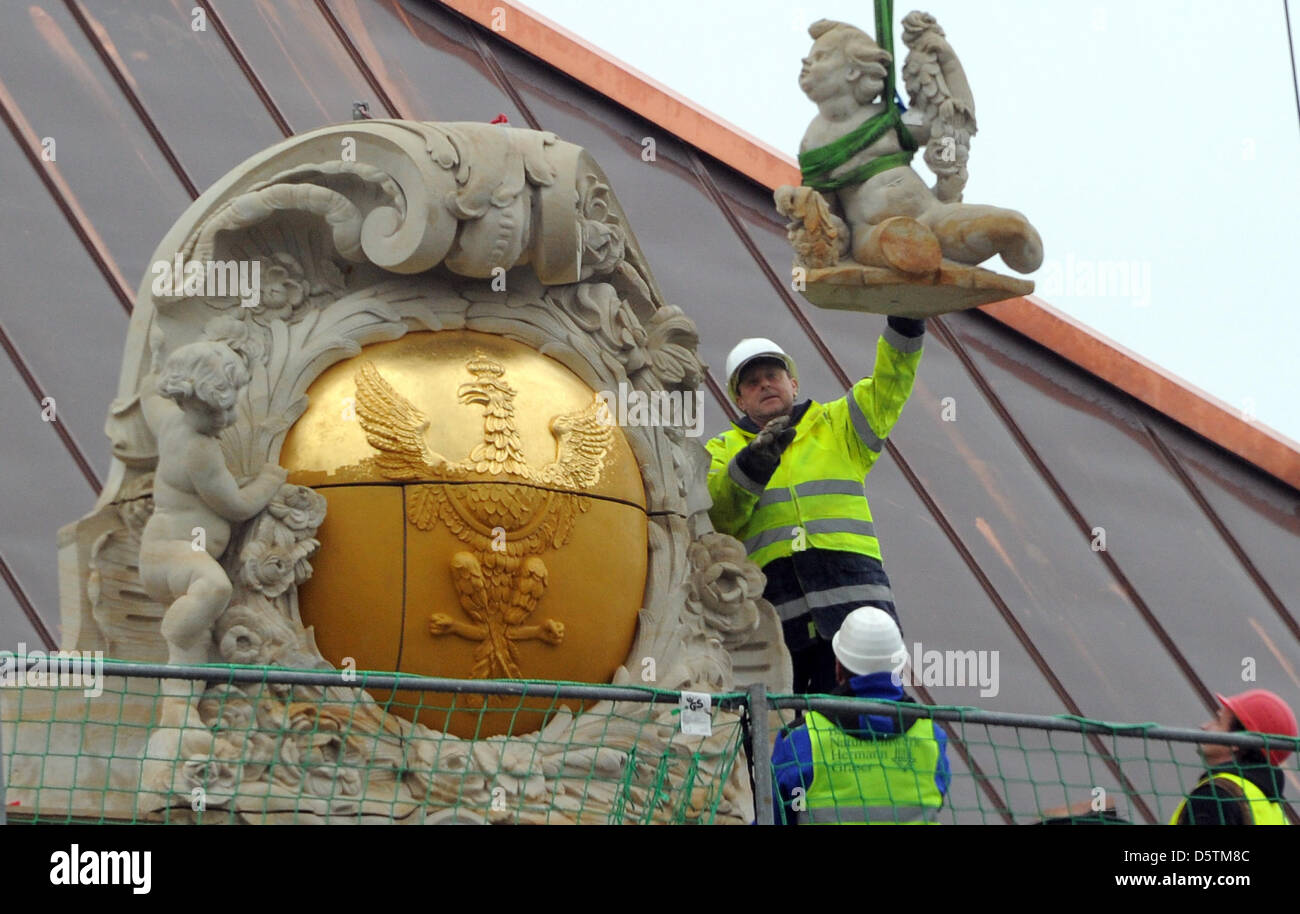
top-left (798, 710), bottom-right (944, 824)
top-left (1168, 772), bottom-right (1288, 825)
top-left (706, 330), bottom-right (922, 569)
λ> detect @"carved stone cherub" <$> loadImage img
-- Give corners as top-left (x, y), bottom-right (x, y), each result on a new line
top-left (776, 16), bottom-right (1042, 278)
top-left (138, 340), bottom-right (286, 670)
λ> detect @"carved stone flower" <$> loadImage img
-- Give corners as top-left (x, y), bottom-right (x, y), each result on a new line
top-left (266, 483), bottom-right (326, 535)
top-left (240, 541), bottom-right (298, 599)
top-left (687, 533), bottom-right (763, 641)
top-left (215, 597), bottom-right (299, 667)
top-left (643, 306), bottom-right (703, 387)
top-left (577, 175), bottom-right (625, 276)
top-left (610, 302), bottom-right (648, 373)
top-left (291, 539), bottom-right (320, 587)
top-left (581, 219), bottom-right (625, 277)
top-left (271, 741), bottom-right (303, 788)
top-left (219, 624), bottom-right (266, 665)
top-left (112, 472), bottom-right (156, 534)
top-left (251, 253), bottom-right (309, 325)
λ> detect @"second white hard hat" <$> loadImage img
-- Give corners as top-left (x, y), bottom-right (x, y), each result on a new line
top-left (724, 338), bottom-right (798, 401)
top-left (831, 607), bottom-right (907, 676)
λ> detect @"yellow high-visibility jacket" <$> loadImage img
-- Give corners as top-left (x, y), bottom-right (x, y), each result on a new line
top-left (799, 710), bottom-right (945, 824)
top-left (705, 327), bottom-right (922, 591)
top-left (1169, 772), bottom-right (1289, 825)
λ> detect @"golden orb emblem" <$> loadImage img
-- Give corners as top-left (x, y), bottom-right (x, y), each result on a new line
top-left (281, 331), bottom-right (647, 736)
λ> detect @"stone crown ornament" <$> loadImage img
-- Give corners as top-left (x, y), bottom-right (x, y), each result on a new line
top-left (29, 120), bottom-right (791, 824)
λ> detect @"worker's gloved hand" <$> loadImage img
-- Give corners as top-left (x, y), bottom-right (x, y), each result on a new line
top-left (887, 315), bottom-right (926, 337)
top-left (743, 415), bottom-right (797, 477)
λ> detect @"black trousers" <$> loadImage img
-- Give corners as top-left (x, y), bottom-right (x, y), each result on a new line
top-left (789, 634), bottom-right (839, 696)
top-left (765, 550), bottom-right (903, 695)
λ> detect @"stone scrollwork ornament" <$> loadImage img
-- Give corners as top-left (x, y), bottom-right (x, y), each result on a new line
top-left (23, 119), bottom-right (791, 824)
top-left (775, 5), bottom-right (1044, 316)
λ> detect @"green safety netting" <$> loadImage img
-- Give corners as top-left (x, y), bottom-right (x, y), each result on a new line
top-left (1, 661), bottom-right (748, 825)
top-left (5, 662), bottom-right (1298, 825)
top-left (767, 694), bottom-right (1300, 826)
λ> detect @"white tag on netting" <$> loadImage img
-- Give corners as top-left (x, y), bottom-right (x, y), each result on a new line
top-left (679, 691), bottom-right (712, 736)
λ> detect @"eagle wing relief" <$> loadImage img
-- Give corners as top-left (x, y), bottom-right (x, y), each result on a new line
top-left (539, 393), bottom-right (615, 492)
top-left (522, 393), bottom-right (617, 553)
top-left (353, 361), bottom-right (451, 531)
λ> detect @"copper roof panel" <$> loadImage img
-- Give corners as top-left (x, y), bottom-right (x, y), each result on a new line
top-left (75, 0), bottom-right (288, 187)
top-left (0, 1), bottom-right (193, 283)
top-left (0, 133), bottom-right (126, 473)
top-left (951, 312), bottom-right (1300, 718)
top-left (0, 583), bottom-right (46, 648)
top-left (321, 0), bottom-right (526, 122)
top-left (863, 458), bottom-right (1121, 821)
top-left (1162, 422), bottom-right (1300, 615)
top-left (0, 342), bottom-right (98, 644)
top-left (210, 0), bottom-right (377, 132)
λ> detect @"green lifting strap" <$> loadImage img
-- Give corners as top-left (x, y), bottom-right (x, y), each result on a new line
top-left (798, 0), bottom-right (918, 192)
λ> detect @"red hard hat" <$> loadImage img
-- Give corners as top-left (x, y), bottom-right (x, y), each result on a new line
top-left (1217, 690), bottom-right (1298, 767)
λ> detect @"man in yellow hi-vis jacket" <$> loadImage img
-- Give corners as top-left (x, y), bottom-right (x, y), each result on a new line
top-left (706, 316), bottom-right (924, 693)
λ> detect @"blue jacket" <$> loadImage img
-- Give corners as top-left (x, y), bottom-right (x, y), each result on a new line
top-left (771, 672), bottom-right (951, 824)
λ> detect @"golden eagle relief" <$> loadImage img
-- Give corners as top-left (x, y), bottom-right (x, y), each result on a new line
top-left (353, 353), bottom-right (614, 689)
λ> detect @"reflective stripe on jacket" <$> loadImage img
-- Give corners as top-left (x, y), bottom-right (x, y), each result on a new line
top-left (1169, 772), bottom-right (1288, 825)
top-left (705, 328), bottom-right (922, 569)
top-left (798, 709), bottom-right (944, 825)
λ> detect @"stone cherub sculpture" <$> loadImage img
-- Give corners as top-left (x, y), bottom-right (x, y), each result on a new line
top-left (138, 339), bottom-right (287, 674)
top-left (776, 14), bottom-right (1042, 290)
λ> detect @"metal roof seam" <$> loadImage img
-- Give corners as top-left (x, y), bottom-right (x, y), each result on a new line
top-left (1142, 422), bottom-right (1300, 644)
top-left (0, 551), bottom-right (57, 650)
top-left (0, 77), bottom-right (133, 314)
top-left (928, 313), bottom-right (1219, 714)
top-left (197, 0), bottom-right (293, 138)
top-left (0, 322), bottom-right (102, 496)
top-left (456, 11), bottom-right (545, 130)
top-left (907, 682), bottom-right (1016, 824)
top-left (61, 0), bottom-right (200, 200)
top-left (881, 435), bottom-right (1159, 823)
top-left (313, 0), bottom-right (405, 118)
top-left (438, 0), bottom-right (794, 186)
top-left (980, 297), bottom-right (1300, 493)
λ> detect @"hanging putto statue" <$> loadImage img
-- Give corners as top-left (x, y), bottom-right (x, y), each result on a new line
top-left (776, 7), bottom-right (1043, 315)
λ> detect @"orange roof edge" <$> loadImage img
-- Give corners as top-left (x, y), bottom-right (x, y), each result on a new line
top-left (982, 297), bottom-right (1300, 490)
top-left (443, 0), bottom-right (1300, 493)
top-left (444, 0), bottom-right (800, 187)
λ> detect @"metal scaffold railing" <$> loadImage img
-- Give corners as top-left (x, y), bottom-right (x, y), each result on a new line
top-left (2, 656), bottom-right (1297, 825)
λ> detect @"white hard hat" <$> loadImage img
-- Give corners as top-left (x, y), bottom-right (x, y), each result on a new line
top-left (831, 607), bottom-right (907, 677)
top-left (724, 338), bottom-right (798, 401)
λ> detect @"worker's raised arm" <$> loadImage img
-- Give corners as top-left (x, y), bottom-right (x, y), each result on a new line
top-left (835, 316), bottom-right (925, 468)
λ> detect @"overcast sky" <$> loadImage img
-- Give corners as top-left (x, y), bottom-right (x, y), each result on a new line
top-left (522, 0), bottom-right (1300, 448)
